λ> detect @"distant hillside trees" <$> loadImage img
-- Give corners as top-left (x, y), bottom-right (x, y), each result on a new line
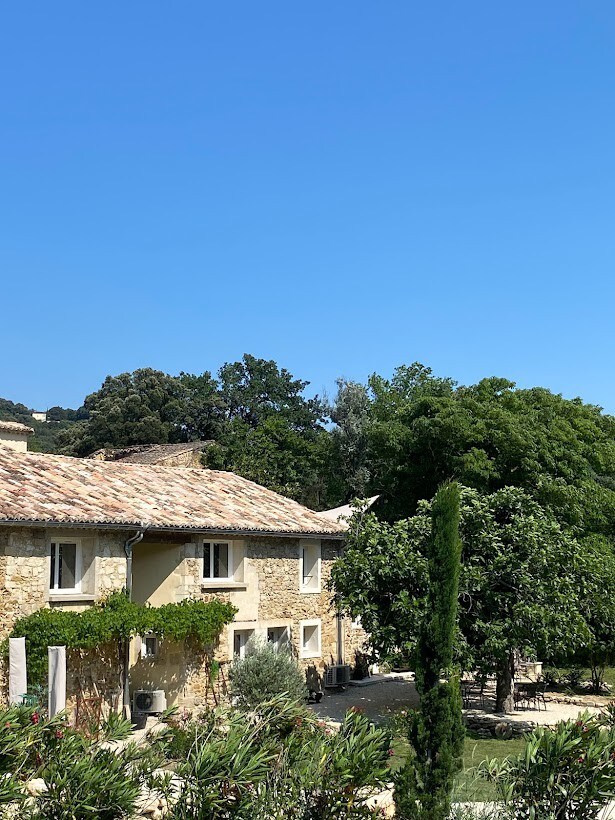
top-left (0, 398), bottom-right (86, 453)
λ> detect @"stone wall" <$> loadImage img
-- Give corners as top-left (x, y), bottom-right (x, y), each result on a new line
top-left (1, 526), bottom-right (353, 710)
top-left (131, 533), bottom-right (354, 706)
top-left (0, 527), bottom-right (127, 707)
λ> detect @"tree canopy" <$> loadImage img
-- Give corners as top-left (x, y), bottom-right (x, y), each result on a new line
top-left (358, 364), bottom-right (615, 536)
top-left (332, 486), bottom-right (589, 711)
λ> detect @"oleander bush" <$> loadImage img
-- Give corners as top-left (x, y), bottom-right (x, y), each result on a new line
top-left (1, 697), bottom-right (391, 819)
top-left (168, 697), bottom-right (391, 819)
top-left (480, 710), bottom-right (615, 820)
top-left (0, 704), bottom-right (167, 819)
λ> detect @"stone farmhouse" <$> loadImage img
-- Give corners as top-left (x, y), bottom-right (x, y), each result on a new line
top-left (0, 422), bottom-right (364, 709)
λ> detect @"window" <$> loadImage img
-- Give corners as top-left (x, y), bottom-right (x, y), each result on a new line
top-left (300, 619), bottom-right (321, 659)
top-left (203, 541), bottom-right (232, 580)
top-left (49, 542), bottom-right (81, 593)
top-left (141, 635), bottom-right (159, 658)
top-left (233, 629), bottom-right (254, 658)
top-left (299, 540), bottom-right (321, 593)
top-left (267, 626), bottom-right (290, 652)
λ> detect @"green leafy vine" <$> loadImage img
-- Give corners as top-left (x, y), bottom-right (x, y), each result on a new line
top-left (4, 591), bottom-right (236, 685)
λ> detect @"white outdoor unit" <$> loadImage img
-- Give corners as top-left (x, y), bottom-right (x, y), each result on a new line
top-left (133, 689), bottom-right (167, 714)
top-left (324, 664), bottom-right (351, 687)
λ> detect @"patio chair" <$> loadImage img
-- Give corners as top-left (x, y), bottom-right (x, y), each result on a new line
top-left (533, 680), bottom-right (547, 711)
top-left (461, 679), bottom-right (485, 709)
top-left (514, 682), bottom-right (535, 710)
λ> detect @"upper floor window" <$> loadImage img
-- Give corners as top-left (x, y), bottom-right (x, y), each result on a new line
top-left (203, 541), bottom-right (232, 580)
top-left (49, 541), bottom-right (82, 593)
top-left (300, 540), bottom-right (321, 593)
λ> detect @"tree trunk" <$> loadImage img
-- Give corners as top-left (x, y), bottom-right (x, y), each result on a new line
top-left (495, 652), bottom-right (515, 714)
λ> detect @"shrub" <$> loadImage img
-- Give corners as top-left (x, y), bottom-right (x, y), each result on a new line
top-left (540, 667), bottom-right (562, 689)
top-left (229, 637), bottom-right (307, 709)
top-left (563, 666), bottom-right (584, 690)
top-left (162, 708), bottom-right (217, 760)
top-left (0, 705), bottom-right (163, 820)
top-left (480, 711), bottom-right (615, 819)
top-left (2, 697), bottom-right (391, 820)
top-left (169, 698), bottom-right (391, 819)
top-left (33, 742), bottom-right (145, 819)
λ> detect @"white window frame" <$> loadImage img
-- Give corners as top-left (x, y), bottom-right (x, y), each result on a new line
top-left (141, 634), bottom-right (159, 658)
top-left (49, 540), bottom-right (82, 594)
top-left (299, 540), bottom-right (321, 594)
top-left (232, 628), bottom-right (255, 658)
top-left (300, 618), bottom-right (322, 659)
top-left (203, 540), bottom-right (234, 582)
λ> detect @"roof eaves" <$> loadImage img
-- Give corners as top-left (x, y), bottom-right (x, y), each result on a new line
top-left (0, 518), bottom-right (346, 540)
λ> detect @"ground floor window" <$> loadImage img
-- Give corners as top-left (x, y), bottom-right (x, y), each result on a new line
top-left (141, 635), bottom-right (159, 658)
top-left (267, 626), bottom-right (290, 652)
top-left (233, 629), bottom-right (255, 658)
top-left (300, 619), bottom-right (321, 659)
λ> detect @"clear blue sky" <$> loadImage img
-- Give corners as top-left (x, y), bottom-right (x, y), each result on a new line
top-left (2, 3), bottom-right (614, 412)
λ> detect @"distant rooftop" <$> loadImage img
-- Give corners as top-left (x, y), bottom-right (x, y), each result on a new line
top-left (89, 441), bottom-right (213, 465)
top-left (0, 420), bottom-right (35, 436)
top-left (317, 495), bottom-right (380, 524)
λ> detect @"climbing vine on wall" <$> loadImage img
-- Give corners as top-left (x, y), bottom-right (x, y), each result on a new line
top-left (4, 591), bottom-right (237, 685)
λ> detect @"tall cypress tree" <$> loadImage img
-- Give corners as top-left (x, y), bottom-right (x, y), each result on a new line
top-left (394, 481), bottom-right (465, 819)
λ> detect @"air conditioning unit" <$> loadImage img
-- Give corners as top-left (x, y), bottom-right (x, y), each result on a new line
top-left (133, 689), bottom-right (167, 714)
top-left (324, 664), bottom-right (351, 687)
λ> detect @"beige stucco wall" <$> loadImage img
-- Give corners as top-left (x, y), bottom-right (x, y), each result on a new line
top-left (0, 526), bottom-right (351, 710)
top-left (0, 432), bottom-right (29, 453)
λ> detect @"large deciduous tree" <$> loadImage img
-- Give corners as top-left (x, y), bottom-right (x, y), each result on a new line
top-left (59, 368), bottom-right (185, 455)
top-left (360, 363), bottom-right (615, 538)
top-left (204, 355), bottom-right (332, 507)
top-left (55, 355), bottom-right (336, 507)
top-left (332, 486), bottom-right (587, 713)
top-left (329, 379), bottom-right (372, 500)
top-left (570, 537), bottom-right (615, 693)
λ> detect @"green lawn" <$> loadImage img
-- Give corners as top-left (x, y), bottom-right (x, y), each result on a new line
top-left (391, 733), bottom-right (526, 802)
top-left (454, 734), bottom-right (525, 801)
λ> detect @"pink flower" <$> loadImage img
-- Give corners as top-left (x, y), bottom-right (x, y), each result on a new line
top-left (30, 713), bottom-right (40, 725)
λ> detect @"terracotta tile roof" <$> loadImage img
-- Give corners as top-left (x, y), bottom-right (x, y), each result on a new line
top-left (0, 420), bottom-right (34, 436)
top-left (0, 449), bottom-right (345, 537)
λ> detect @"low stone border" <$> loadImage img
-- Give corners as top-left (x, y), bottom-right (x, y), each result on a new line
top-left (543, 691), bottom-right (612, 709)
top-left (464, 710), bottom-right (535, 738)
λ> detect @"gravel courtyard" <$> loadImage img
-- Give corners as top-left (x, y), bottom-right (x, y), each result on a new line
top-left (308, 674), bottom-right (604, 727)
